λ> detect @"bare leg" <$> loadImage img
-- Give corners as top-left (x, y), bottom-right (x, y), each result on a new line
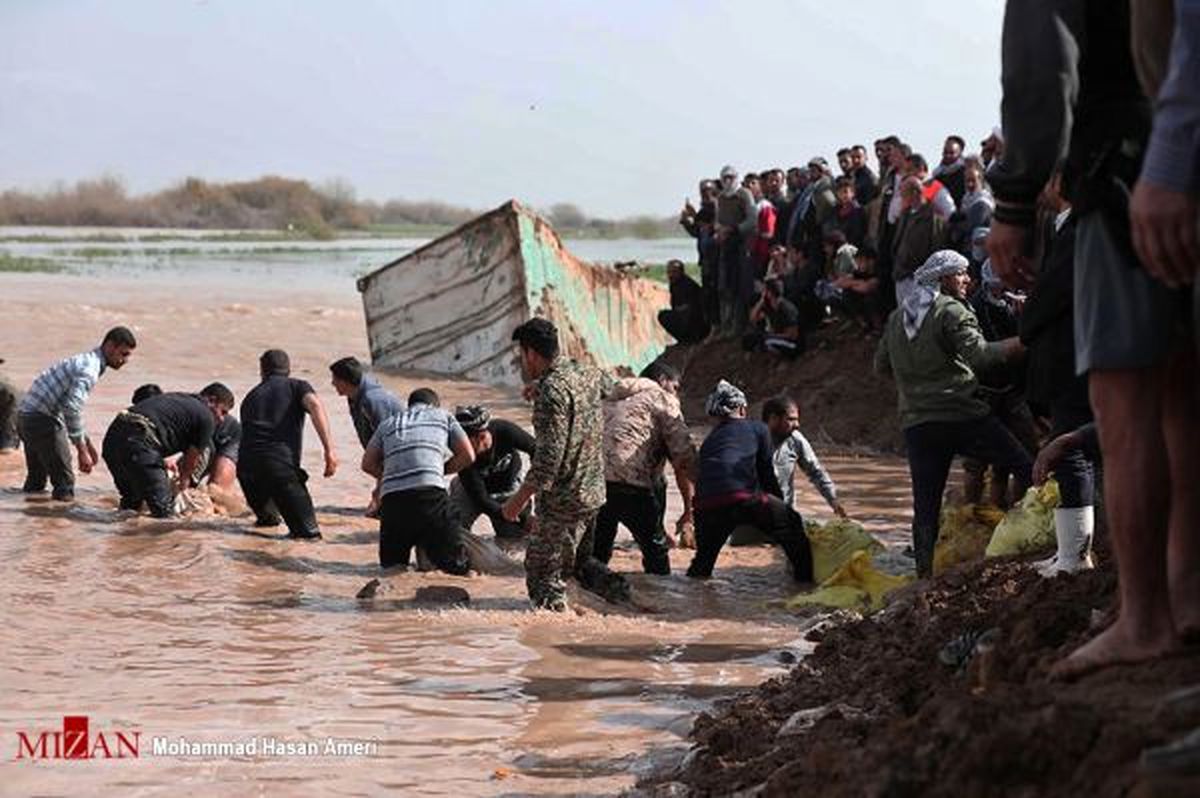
top-left (1053, 366), bottom-right (1177, 679)
top-left (1163, 348), bottom-right (1200, 638)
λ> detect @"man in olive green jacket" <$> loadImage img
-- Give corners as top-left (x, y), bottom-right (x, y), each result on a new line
top-left (875, 250), bottom-right (1030, 577)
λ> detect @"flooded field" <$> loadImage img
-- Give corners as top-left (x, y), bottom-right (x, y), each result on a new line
top-left (0, 225), bottom-right (699, 288)
top-left (0, 265), bottom-right (913, 795)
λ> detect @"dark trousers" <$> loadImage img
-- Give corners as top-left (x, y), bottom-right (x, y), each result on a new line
top-left (594, 482), bottom-right (671, 575)
top-left (1050, 396), bottom-right (1097, 508)
top-left (379, 487), bottom-right (469, 575)
top-left (101, 419), bottom-right (173, 517)
top-left (18, 412), bottom-right (74, 498)
top-left (0, 379), bottom-right (18, 449)
top-left (688, 495), bottom-right (813, 582)
top-left (657, 309), bottom-right (709, 345)
top-left (742, 330), bottom-right (804, 358)
top-left (238, 456), bottom-right (319, 537)
top-left (904, 416), bottom-right (1033, 577)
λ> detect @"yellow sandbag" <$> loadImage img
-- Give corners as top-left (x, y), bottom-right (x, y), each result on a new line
top-left (785, 550), bottom-right (912, 612)
top-left (785, 584), bottom-right (871, 612)
top-left (824, 550), bottom-right (912, 610)
top-left (985, 480), bottom-right (1060, 557)
top-left (934, 503), bottom-right (1004, 574)
top-left (805, 518), bottom-right (885, 583)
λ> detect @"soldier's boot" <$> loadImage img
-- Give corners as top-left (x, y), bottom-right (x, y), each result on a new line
top-left (576, 557), bottom-right (631, 603)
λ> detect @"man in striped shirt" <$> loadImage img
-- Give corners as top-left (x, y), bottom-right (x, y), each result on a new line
top-left (361, 387), bottom-right (475, 574)
top-left (18, 326), bottom-right (137, 501)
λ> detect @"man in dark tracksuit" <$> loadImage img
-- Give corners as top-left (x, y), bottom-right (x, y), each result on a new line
top-left (102, 383), bottom-right (235, 518)
top-left (238, 350), bottom-right (338, 540)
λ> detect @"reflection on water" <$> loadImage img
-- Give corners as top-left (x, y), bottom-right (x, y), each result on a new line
top-left (0, 272), bottom-right (914, 795)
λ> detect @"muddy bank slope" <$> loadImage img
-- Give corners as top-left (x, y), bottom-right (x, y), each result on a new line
top-left (640, 549), bottom-right (1200, 797)
top-left (664, 327), bottom-right (901, 453)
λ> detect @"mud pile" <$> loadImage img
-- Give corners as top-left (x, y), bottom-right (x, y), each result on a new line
top-left (665, 325), bottom-right (902, 453)
top-left (641, 548), bottom-right (1200, 797)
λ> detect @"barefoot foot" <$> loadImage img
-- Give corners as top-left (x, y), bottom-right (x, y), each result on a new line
top-left (1051, 620), bottom-right (1177, 681)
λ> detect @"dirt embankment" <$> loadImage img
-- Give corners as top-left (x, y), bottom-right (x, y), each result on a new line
top-left (663, 326), bottom-right (902, 453)
top-left (638, 545), bottom-right (1200, 797)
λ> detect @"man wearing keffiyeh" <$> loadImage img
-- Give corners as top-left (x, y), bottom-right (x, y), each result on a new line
top-left (687, 380), bottom-right (814, 584)
top-left (875, 250), bottom-right (1031, 578)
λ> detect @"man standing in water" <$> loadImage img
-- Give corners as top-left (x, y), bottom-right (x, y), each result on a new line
top-left (19, 326), bottom-right (137, 501)
top-left (361, 387), bottom-right (474, 574)
top-left (102, 383), bottom-right (235, 517)
top-left (329, 356), bottom-right (404, 514)
top-left (237, 349), bottom-right (337, 540)
top-left (501, 318), bottom-right (630, 610)
top-left (593, 361), bottom-right (696, 575)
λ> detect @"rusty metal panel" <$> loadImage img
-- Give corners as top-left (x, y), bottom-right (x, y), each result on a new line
top-left (358, 201), bottom-right (671, 387)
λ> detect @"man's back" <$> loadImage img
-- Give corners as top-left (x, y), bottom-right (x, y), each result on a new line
top-left (532, 359), bottom-right (607, 513)
top-left (602, 377), bottom-right (693, 488)
top-left (371, 403), bottom-right (463, 497)
top-left (696, 419), bottom-right (775, 501)
top-left (130, 392), bottom-right (214, 457)
top-left (239, 375), bottom-right (313, 467)
top-left (349, 376), bottom-right (405, 448)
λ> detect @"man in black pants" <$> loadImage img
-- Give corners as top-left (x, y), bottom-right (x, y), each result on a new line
top-left (237, 350), bottom-right (338, 540)
top-left (686, 380), bottom-right (813, 583)
top-left (361, 388), bottom-right (474, 573)
top-left (450, 405), bottom-right (534, 539)
top-left (102, 383), bottom-right (235, 518)
top-left (875, 250), bottom-right (1031, 578)
top-left (594, 361), bottom-right (696, 574)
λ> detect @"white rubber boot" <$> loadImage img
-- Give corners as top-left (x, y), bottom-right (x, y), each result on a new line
top-left (1038, 506), bottom-right (1095, 577)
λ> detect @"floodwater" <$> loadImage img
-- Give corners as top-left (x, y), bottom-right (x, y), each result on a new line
top-left (0, 225), bottom-right (700, 288)
top-left (0, 262), bottom-right (914, 795)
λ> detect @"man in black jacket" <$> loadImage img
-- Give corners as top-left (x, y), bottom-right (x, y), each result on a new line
top-left (987, 0), bottom-right (1198, 678)
top-left (450, 405), bottom-right (535, 539)
top-left (657, 260), bottom-right (710, 344)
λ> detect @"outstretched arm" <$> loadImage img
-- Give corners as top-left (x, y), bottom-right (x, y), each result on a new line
top-left (302, 392), bottom-right (338, 477)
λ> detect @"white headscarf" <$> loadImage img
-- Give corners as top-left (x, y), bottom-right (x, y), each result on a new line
top-left (902, 250), bottom-right (969, 340)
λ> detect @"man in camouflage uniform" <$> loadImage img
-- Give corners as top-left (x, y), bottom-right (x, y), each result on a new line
top-left (593, 361), bottom-right (697, 574)
top-left (501, 318), bottom-right (630, 611)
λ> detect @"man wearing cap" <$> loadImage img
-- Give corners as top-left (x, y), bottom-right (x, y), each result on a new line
top-left (450, 405), bottom-right (536, 540)
top-left (501, 318), bottom-right (630, 610)
top-left (875, 250), bottom-right (1031, 578)
top-left (0, 357), bottom-right (18, 452)
top-left (237, 349), bottom-right (338, 540)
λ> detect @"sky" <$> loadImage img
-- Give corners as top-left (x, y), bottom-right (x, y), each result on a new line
top-left (1, 1), bottom-right (1005, 218)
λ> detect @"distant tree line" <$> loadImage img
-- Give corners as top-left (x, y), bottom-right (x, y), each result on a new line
top-left (0, 175), bottom-right (678, 239)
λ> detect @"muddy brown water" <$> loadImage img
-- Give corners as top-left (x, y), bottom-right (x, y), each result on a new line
top-left (0, 270), bottom-right (914, 795)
